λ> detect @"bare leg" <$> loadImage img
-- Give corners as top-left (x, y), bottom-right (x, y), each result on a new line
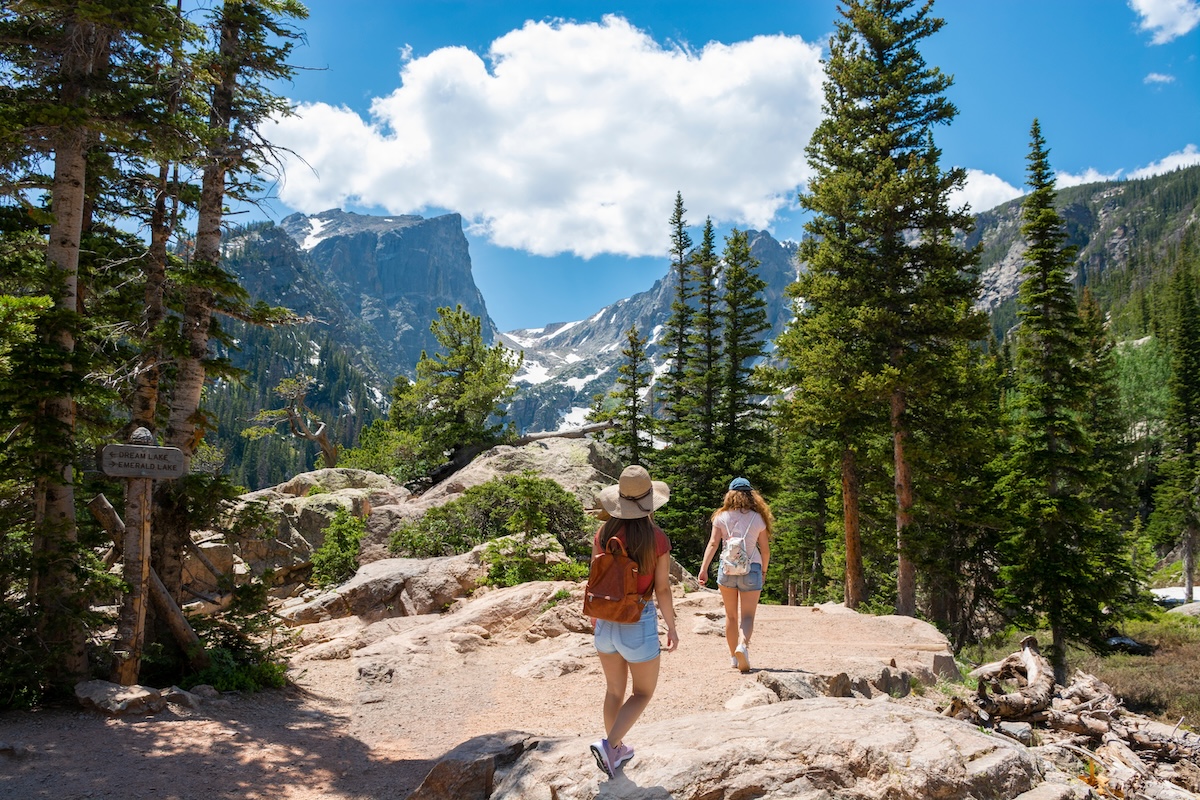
top-left (739, 589), bottom-right (762, 646)
top-left (719, 584), bottom-right (741, 655)
top-left (596, 650), bottom-right (629, 736)
top-left (597, 651), bottom-right (660, 748)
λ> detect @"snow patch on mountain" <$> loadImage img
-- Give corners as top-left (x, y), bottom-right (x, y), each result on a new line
top-left (559, 407), bottom-right (591, 428)
top-left (504, 319), bottom-right (584, 348)
top-left (514, 359), bottom-right (553, 385)
top-left (301, 217), bottom-right (329, 251)
top-left (566, 367), bottom-right (610, 391)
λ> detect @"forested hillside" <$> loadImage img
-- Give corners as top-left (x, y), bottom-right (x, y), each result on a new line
top-left (976, 163), bottom-right (1200, 340)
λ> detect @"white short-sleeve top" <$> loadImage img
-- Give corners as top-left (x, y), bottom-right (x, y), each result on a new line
top-left (712, 509), bottom-right (766, 566)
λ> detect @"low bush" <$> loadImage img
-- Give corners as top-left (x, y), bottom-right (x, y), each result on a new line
top-left (185, 579), bottom-right (289, 693)
top-left (311, 508), bottom-right (365, 588)
top-left (481, 537), bottom-right (590, 588)
top-left (389, 472), bottom-right (592, 562)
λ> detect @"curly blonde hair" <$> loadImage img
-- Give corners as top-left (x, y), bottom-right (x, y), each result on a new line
top-left (712, 487), bottom-right (775, 538)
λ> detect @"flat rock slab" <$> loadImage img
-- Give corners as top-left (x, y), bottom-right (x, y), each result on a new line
top-left (413, 698), bottom-right (1042, 800)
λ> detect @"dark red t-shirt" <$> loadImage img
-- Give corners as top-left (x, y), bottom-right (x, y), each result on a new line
top-left (593, 524), bottom-right (671, 596)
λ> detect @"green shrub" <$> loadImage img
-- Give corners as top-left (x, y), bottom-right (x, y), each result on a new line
top-left (311, 508), bottom-right (365, 588)
top-left (185, 579), bottom-right (289, 693)
top-left (389, 472), bottom-right (592, 562)
top-left (338, 420), bottom-right (438, 484)
top-left (482, 536), bottom-right (590, 588)
top-left (542, 588), bottom-right (574, 611)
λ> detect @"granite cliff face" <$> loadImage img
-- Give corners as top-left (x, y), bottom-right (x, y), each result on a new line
top-left (272, 209), bottom-right (498, 377)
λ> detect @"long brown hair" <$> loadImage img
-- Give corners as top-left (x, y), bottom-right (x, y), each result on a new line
top-left (711, 488), bottom-right (775, 538)
top-left (600, 516), bottom-right (657, 575)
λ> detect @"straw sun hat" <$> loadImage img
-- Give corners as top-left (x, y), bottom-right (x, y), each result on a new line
top-left (596, 465), bottom-right (670, 519)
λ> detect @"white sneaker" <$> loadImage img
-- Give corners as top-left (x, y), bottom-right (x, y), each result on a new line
top-left (590, 739), bottom-right (614, 777)
top-left (734, 643), bottom-right (750, 673)
top-left (730, 655), bottom-right (738, 669)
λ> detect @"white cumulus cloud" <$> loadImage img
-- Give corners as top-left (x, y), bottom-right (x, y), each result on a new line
top-left (1128, 144), bottom-right (1200, 177)
top-left (1056, 167), bottom-right (1124, 189)
top-left (952, 169), bottom-right (1023, 213)
top-left (1129, 0), bottom-right (1200, 44)
top-left (265, 15), bottom-right (825, 259)
top-left (1052, 145), bottom-right (1199, 187)
top-left (1144, 72), bottom-right (1176, 83)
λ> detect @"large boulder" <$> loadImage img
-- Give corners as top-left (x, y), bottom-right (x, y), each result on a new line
top-left (75, 680), bottom-right (166, 716)
top-left (410, 699), bottom-right (1045, 800)
top-left (1168, 601), bottom-right (1200, 617)
top-left (276, 550), bottom-right (489, 625)
top-left (195, 468), bottom-right (398, 584)
top-left (276, 468), bottom-right (407, 500)
top-left (361, 437), bottom-right (620, 562)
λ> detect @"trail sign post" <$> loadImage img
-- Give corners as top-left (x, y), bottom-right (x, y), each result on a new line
top-left (100, 428), bottom-right (184, 685)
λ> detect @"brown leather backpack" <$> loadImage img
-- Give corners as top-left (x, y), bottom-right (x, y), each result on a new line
top-left (583, 534), bottom-right (653, 623)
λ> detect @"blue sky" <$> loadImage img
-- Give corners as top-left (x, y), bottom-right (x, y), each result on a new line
top-left (258, 0), bottom-right (1200, 332)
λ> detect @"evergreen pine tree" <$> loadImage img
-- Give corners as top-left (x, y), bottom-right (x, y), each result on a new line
top-left (690, 219), bottom-right (723, 455)
top-left (1149, 266), bottom-right (1200, 602)
top-left (1078, 290), bottom-right (1134, 521)
top-left (390, 305), bottom-right (523, 481)
top-left (717, 229), bottom-right (773, 485)
top-left (999, 120), bottom-right (1136, 682)
top-left (780, 0), bottom-right (984, 612)
top-left (656, 191), bottom-right (696, 442)
top-left (588, 325), bottom-right (656, 466)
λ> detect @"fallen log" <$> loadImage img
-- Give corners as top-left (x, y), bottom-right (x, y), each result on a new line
top-left (971, 635), bottom-right (1055, 719)
top-left (1096, 734), bottom-right (1197, 800)
top-left (960, 635), bottom-right (1200, 797)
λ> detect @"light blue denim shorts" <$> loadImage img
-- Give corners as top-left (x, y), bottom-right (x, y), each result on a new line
top-left (718, 562), bottom-right (763, 592)
top-left (593, 602), bottom-right (660, 663)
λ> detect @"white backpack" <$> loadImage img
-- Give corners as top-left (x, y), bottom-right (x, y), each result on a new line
top-left (719, 514), bottom-right (753, 576)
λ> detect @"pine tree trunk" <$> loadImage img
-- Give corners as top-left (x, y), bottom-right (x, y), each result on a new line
top-left (1184, 521), bottom-right (1196, 604)
top-left (130, 162), bottom-right (172, 431)
top-left (892, 390), bottom-right (916, 616)
top-left (32, 15), bottom-right (111, 684)
top-left (842, 447), bottom-right (867, 608)
top-left (155, 5), bottom-right (239, 611)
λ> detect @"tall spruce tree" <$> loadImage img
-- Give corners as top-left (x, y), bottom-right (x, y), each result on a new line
top-left (588, 325), bottom-right (656, 466)
top-left (655, 217), bottom-right (721, 561)
top-left (717, 228), bottom-right (772, 486)
top-left (781, 0), bottom-right (984, 613)
top-left (690, 219), bottom-right (723, 454)
top-left (154, 0), bottom-right (307, 626)
top-left (656, 191), bottom-right (695, 435)
top-left (0, 0), bottom-right (188, 686)
top-left (1149, 267), bottom-right (1200, 602)
top-left (390, 305), bottom-right (523, 481)
top-left (1078, 290), bottom-right (1134, 521)
top-left (999, 120), bottom-right (1136, 683)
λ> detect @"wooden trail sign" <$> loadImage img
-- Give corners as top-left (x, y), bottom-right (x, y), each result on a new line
top-left (99, 429), bottom-right (185, 685)
top-left (100, 443), bottom-right (185, 479)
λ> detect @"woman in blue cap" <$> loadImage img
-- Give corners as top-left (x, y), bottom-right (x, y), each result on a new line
top-left (696, 476), bottom-right (774, 672)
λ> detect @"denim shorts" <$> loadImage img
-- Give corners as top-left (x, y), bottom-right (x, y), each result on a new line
top-left (593, 602), bottom-right (660, 663)
top-left (718, 562), bottom-right (763, 592)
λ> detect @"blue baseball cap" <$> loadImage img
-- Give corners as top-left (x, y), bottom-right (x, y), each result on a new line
top-left (729, 477), bottom-right (752, 492)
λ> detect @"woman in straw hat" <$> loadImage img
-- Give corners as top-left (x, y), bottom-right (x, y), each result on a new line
top-left (696, 476), bottom-right (774, 673)
top-left (587, 465), bottom-right (678, 778)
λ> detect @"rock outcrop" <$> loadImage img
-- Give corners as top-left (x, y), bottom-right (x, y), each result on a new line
top-left (409, 700), bottom-right (1052, 800)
